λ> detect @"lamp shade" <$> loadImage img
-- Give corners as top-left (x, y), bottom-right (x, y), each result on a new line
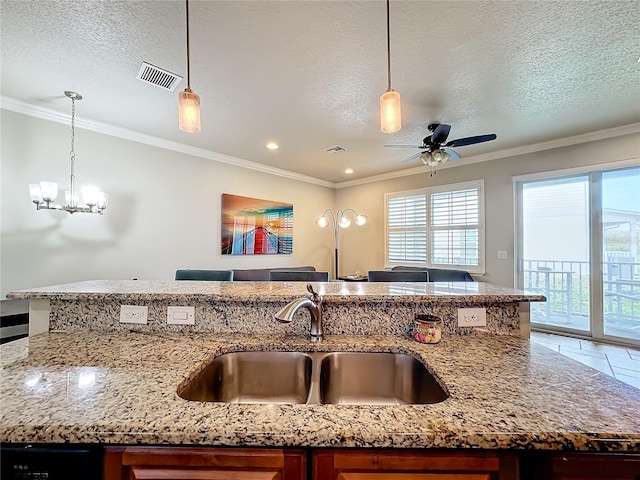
top-left (65, 190), bottom-right (80, 206)
top-left (29, 184), bottom-right (43, 203)
top-left (39, 181), bottom-right (58, 202)
top-left (338, 216), bottom-right (351, 228)
top-left (179, 89), bottom-right (201, 133)
top-left (432, 149), bottom-right (450, 164)
top-left (355, 214), bottom-right (368, 226)
top-left (97, 192), bottom-right (109, 209)
top-left (380, 89), bottom-right (401, 134)
top-left (82, 185), bottom-right (100, 206)
top-left (316, 216), bottom-right (329, 228)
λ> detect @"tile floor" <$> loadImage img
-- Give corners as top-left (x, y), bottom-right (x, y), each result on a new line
top-left (531, 331), bottom-right (640, 389)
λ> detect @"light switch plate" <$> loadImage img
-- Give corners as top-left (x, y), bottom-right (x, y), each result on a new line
top-left (497, 250), bottom-right (508, 260)
top-left (458, 307), bottom-right (487, 327)
top-left (167, 306), bottom-right (195, 325)
top-left (120, 305), bottom-right (148, 324)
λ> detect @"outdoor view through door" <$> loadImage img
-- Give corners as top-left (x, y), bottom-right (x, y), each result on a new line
top-left (519, 166), bottom-right (640, 345)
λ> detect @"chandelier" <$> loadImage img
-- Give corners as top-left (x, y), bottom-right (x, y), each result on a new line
top-left (29, 91), bottom-right (108, 214)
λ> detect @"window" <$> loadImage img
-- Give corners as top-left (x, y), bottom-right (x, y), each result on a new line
top-left (385, 180), bottom-right (484, 273)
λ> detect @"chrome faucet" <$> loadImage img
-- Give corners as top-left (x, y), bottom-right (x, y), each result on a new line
top-left (274, 283), bottom-right (323, 342)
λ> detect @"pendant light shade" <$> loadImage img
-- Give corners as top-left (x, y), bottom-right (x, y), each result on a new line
top-left (380, 89), bottom-right (401, 134)
top-left (380, 0), bottom-right (401, 134)
top-left (179, 0), bottom-right (201, 133)
top-left (179, 88), bottom-right (201, 133)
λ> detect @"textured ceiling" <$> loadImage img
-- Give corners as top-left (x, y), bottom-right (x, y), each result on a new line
top-left (2, 0), bottom-right (639, 183)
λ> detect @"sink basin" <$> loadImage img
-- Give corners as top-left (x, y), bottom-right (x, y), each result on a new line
top-left (319, 352), bottom-right (448, 405)
top-left (177, 351), bottom-right (313, 404)
top-left (178, 351), bottom-right (448, 405)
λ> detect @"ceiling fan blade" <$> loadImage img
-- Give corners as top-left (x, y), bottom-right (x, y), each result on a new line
top-left (442, 147), bottom-right (461, 161)
top-left (384, 144), bottom-right (425, 148)
top-left (445, 133), bottom-right (496, 148)
top-left (399, 151), bottom-right (424, 164)
top-left (430, 124), bottom-right (451, 145)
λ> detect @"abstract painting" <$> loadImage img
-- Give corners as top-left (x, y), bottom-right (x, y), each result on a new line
top-left (221, 194), bottom-right (293, 255)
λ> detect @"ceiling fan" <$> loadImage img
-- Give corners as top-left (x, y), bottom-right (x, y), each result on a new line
top-left (384, 123), bottom-right (497, 173)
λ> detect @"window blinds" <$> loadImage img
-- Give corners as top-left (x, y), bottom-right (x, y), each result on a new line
top-left (385, 182), bottom-right (483, 270)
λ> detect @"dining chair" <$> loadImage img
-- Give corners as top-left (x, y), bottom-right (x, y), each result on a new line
top-left (367, 270), bottom-right (429, 282)
top-left (268, 271), bottom-right (330, 282)
top-left (175, 269), bottom-right (234, 281)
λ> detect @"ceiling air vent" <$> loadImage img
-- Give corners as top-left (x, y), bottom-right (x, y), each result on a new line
top-left (323, 145), bottom-right (347, 154)
top-left (136, 62), bottom-right (183, 92)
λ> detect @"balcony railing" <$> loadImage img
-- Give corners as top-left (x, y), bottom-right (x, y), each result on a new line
top-left (523, 259), bottom-right (640, 340)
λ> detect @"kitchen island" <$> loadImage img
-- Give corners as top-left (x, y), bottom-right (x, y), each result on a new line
top-left (2, 280), bottom-right (639, 479)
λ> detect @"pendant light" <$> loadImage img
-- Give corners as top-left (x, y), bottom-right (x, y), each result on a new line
top-left (29, 91), bottom-right (109, 214)
top-left (380, 0), bottom-right (401, 134)
top-left (178, 0), bottom-right (201, 133)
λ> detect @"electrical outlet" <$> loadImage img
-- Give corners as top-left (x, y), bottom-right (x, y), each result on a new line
top-left (167, 306), bottom-right (195, 325)
top-left (120, 305), bottom-right (148, 324)
top-left (458, 307), bottom-right (487, 327)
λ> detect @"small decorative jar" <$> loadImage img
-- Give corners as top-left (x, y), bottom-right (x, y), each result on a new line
top-left (412, 314), bottom-right (442, 344)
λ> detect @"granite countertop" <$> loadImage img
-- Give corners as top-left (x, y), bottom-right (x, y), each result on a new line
top-left (1, 331), bottom-right (638, 451)
top-left (6, 280), bottom-right (545, 303)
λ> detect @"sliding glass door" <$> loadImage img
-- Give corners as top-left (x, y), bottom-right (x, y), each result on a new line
top-left (517, 165), bottom-right (639, 345)
top-left (601, 168), bottom-right (640, 341)
top-left (521, 176), bottom-right (591, 333)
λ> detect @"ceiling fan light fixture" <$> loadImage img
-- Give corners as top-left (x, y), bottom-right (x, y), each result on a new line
top-left (432, 149), bottom-right (450, 164)
top-left (380, 0), bottom-right (401, 134)
top-left (420, 152), bottom-right (432, 165)
top-left (178, 0), bottom-right (201, 133)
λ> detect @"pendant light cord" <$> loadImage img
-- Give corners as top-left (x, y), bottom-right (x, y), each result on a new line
top-left (386, 0), bottom-right (391, 91)
top-left (185, 0), bottom-right (191, 90)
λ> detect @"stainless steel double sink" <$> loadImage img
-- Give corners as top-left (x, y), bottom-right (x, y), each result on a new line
top-left (177, 351), bottom-right (448, 405)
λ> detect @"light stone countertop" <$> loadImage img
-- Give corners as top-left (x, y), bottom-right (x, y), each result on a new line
top-left (6, 279), bottom-right (545, 303)
top-left (1, 331), bottom-right (639, 451)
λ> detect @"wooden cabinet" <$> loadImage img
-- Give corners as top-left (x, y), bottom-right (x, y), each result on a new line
top-left (312, 449), bottom-right (519, 480)
top-left (521, 452), bottom-right (640, 480)
top-left (103, 446), bottom-right (640, 480)
top-left (103, 446), bottom-right (306, 480)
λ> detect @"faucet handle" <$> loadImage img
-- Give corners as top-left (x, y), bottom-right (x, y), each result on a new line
top-left (306, 283), bottom-right (322, 304)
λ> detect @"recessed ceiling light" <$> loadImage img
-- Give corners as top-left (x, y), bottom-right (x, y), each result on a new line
top-left (266, 142), bottom-right (279, 150)
top-left (344, 168), bottom-right (354, 174)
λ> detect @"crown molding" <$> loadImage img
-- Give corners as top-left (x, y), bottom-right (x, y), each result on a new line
top-left (0, 96), bottom-right (335, 189)
top-left (336, 123), bottom-right (640, 189)
top-left (3, 95), bottom-right (638, 192)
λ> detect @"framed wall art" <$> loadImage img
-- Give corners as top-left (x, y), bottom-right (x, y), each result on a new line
top-left (221, 194), bottom-right (293, 255)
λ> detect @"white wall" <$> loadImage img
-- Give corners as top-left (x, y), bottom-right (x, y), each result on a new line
top-left (336, 133), bottom-right (640, 287)
top-left (1, 110), bottom-right (336, 298)
top-left (2, 109), bottom-right (638, 298)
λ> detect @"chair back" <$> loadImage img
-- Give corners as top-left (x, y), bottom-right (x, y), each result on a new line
top-left (391, 266), bottom-right (474, 282)
top-left (269, 270), bottom-right (330, 282)
top-left (367, 270), bottom-right (429, 282)
top-left (175, 269), bottom-right (234, 281)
